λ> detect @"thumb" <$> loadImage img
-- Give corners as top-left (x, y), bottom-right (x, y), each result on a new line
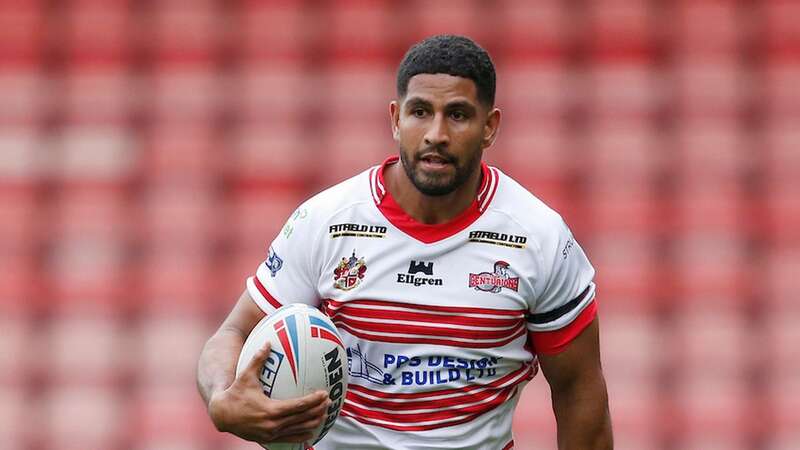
top-left (244, 340), bottom-right (273, 378)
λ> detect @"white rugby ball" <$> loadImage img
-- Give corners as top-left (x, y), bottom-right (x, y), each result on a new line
top-left (236, 304), bottom-right (348, 450)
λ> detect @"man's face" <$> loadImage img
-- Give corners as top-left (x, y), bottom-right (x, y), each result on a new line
top-left (390, 73), bottom-right (500, 196)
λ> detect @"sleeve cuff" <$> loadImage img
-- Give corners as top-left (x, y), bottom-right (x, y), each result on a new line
top-left (246, 276), bottom-right (283, 315)
top-left (528, 299), bottom-right (597, 356)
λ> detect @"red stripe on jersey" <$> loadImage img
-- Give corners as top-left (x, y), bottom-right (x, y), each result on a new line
top-left (331, 315), bottom-right (521, 340)
top-left (325, 305), bottom-right (523, 328)
top-left (347, 381), bottom-right (510, 411)
top-left (346, 363), bottom-right (533, 400)
top-left (340, 387), bottom-right (521, 431)
top-left (341, 408), bottom-right (485, 432)
top-left (324, 298), bottom-right (525, 317)
top-left (334, 321), bottom-right (527, 349)
top-left (502, 440), bottom-right (514, 450)
top-left (343, 386), bottom-right (516, 423)
top-left (529, 300), bottom-right (597, 356)
top-left (253, 276), bottom-right (282, 310)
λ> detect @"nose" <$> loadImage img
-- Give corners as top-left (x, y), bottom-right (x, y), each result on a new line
top-left (423, 113), bottom-right (450, 148)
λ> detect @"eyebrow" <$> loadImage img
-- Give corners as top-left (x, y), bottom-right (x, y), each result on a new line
top-left (403, 97), bottom-right (478, 113)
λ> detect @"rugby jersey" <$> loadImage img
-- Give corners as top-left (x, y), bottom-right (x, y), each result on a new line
top-left (247, 156), bottom-right (597, 450)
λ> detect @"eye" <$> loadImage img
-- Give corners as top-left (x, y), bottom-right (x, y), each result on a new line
top-left (450, 111), bottom-right (466, 121)
top-left (412, 108), bottom-right (427, 118)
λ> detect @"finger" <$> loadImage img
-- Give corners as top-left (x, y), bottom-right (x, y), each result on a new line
top-left (245, 340), bottom-right (272, 376)
top-left (277, 398), bottom-right (330, 429)
top-left (269, 390), bottom-right (329, 417)
top-left (281, 411), bottom-right (327, 435)
top-left (265, 431), bottom-right (315, 444)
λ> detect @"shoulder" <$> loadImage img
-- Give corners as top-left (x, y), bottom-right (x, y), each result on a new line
top-left (487, 167), bottom-right (570, 250)
top-left (297, 166), bottom-right (378, 223)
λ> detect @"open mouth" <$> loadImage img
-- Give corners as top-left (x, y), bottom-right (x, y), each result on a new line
top-left (419, 153), bottom-right (453, 168)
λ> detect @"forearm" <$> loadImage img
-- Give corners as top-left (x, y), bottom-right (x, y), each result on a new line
top-left (197, 326), bottom-right (247, 407)
top-left (551, 376), bottom-right (613, 450)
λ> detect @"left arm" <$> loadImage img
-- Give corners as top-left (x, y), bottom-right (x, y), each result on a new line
top-left (538, 318), bottom-right (613, 450)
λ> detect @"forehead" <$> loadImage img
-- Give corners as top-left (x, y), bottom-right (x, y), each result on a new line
top-left (404, 73), bottom-right (479, 105)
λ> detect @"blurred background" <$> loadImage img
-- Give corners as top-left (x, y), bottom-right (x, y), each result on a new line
top-left (1, 0), bottom-right (798, 449)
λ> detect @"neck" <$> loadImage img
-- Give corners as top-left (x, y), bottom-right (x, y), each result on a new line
top-left (384, 161), bottom-right (483, 225)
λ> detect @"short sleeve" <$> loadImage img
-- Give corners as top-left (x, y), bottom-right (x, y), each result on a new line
top-left (246, 204), bottom-right (321, 314)
top-left (527, 218), bottom-right (597, 355)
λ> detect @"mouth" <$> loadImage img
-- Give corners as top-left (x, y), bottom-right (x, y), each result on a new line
top-left (419, 153), bottom-right (453, 169)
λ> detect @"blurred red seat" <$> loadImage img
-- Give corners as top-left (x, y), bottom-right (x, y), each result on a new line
top-left (0, 316), bottom-right (30, 387)
top-left (134, 317), bottom-right (211, 385)
top-left (34, 316), bottom-right (127, 386)
top-left (767, 377), bottom-right (800, 438)
top-left (493, 119), bottom-right (573, 181)
top-left (495, 0), bottom-right (569, 59)
top-left (672, 376), bottom-right (752, 442)
top-left (763, 180), bottom-right (800, 243)
top-left (39, 386), bottom-right (125, 450)
top-left (0, 387), bottom-right (29, 450)
top-left (764, 59), bottom-right (800, 126)
top-left (150, 1), bottom-right (219, 65)
top-left (227, 122), bottom-right (315, 191)
top-left (325, 0), bottom-right (394, 62)
top-left (763, 121), bottom-right (800, 183)
top-left (0, 70), bottom-right (48, 124)
top-left (605, 374), bottom-right (661, 450)
top-left (129, 384), bottom-right (214, 445)
top-left (600, 312), bottom-right (662, 378)
top-left (62, 67), bottom-right (132, 125)
top-left (672, 233), bottom-right (751, 301)
top-left (237, 1), bottom-right (309, 62)
top-left (585, 0), bottom-right (656, 60)
top-left (147, 67), bottom-right (223, 124)
top-left (671, 308), bottom-right (752, 377)
top-left (51, 125), bottom-right (138, 186)
top-left (409, 0), bottom-right (485, 43)
top-left (140, 185), bottom-right (222, 248)
top-left (325, 63), bottom-right (394, 124)
top-left (141, 124), bottom-right (222, 186)
top-left (762, 249), bottom-right (800, 310)
top-left (673, 181), bottom-right (751, 235)
top-left (672, 0), bottom-right (744, 58)
top-left (234, 62), bottom-right (311, 124)
top-left (62, 3), bottom-right (131, 66)
top-left (228, 187), bottom-right (305, 252)
top-left (0, 0), bottom-right (45, 66)
top-left (673, 61), bottom-right (747, 118)
top-left (318, 127), bottom-right (391, 187)
top-left (498, 62), bottom-right (572, 119)
top-left (763, 0), bottom-right (800, 55)
top-left (582, 123), bottom-right (665, 183)
top-left (763, 311), bottom-right (800, 381)
top-left (139, 245), bottom-right (218, 316)
top-left (586, 62), bottom-right (659, 120)
top-left (586, 234), bottom-right (661, 304)
top-left (674, 120), bottom-right (751, 180)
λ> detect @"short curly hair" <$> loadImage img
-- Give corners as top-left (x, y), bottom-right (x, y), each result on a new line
top-left (396, 35), bottom-right (496, 107)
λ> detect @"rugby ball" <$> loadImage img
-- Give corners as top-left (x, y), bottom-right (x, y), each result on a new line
top-left (236, 304), bottom-right (348, 450)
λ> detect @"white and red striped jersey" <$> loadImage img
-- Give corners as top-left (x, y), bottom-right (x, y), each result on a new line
top-left (247, 156), bottom-right (597, 450)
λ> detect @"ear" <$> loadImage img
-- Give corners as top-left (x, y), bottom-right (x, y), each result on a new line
top-left (389, 101), bottom-right (400, 141)
top-left (481, 107), bottom-right (501, 150)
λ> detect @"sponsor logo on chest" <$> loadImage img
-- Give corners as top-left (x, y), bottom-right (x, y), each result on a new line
top-left (329, 223), bottom-right (387, 239)
top-left (469, 261), bottom-right (520, 293)
top-left (397, 260), bottom-right (444, 287)
top-left (469, 230), bottom-right (527, 249)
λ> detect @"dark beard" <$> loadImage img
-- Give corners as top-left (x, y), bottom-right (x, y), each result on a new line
top-left (399, 146), bottom-right (483, 197)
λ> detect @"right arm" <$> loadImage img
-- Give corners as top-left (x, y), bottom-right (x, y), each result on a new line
top-left (197, 289), bottom-right (330, 444)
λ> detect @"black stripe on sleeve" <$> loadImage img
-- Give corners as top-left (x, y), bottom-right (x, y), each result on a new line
top-left (527, 284), bottom-right (593, 325)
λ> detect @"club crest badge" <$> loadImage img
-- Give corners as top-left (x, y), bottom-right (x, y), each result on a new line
top-left (333, 250), bottom-right (368, 291)
top-left (265, 247), bottom-right (283, 277)
top-left (469, 261), bottom-right (520, 293)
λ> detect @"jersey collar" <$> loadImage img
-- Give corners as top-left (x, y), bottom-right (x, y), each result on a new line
top-left (369, 155), bottom-right (499, 244)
